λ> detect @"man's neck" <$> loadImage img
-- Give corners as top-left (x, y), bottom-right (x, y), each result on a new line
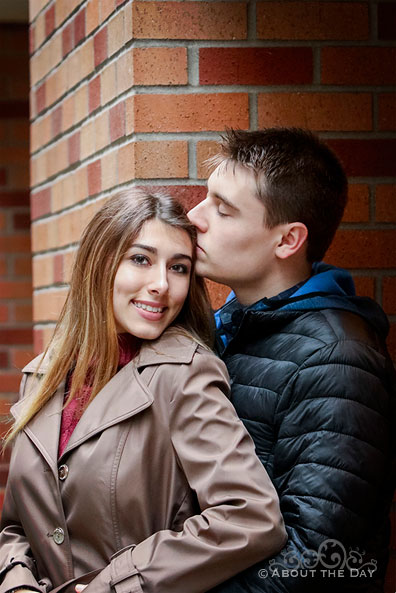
top-left (233, 262), bottom-right (312, 306)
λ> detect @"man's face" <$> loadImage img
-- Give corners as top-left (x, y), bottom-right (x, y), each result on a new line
top-left (188, 162), bottom-right (283, 305)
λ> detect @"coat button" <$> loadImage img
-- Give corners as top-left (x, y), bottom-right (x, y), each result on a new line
top-left (58, 464), bottom-right (69, 481)
top-left (53, 527), bottom-right (65, 545)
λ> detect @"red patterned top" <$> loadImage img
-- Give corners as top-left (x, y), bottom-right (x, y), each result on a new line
top-left (58, 334), bottom-right (140, 458)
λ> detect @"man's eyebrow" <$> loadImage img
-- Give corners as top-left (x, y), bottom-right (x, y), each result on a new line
top-left (130, 244), bottom-right (192, 262)
top-left (209, 190), bottom-right (240, 212)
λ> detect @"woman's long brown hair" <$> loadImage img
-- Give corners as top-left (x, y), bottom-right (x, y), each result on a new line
top-left (4, 189), bottom-right (213, 446)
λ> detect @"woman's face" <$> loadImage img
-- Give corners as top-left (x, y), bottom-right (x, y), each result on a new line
top-left (113, 218), bottom-right (193, 340)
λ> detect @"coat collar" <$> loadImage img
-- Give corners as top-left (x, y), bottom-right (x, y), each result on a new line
top-left (21, 328), bottom-right (198, 374)
top-left (13, 329), bottom-right (199, 468)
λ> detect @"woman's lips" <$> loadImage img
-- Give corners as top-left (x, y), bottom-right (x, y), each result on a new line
top-left (132, 300), bottom-right (167, 321)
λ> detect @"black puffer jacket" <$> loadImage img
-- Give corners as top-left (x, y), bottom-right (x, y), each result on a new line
top-left (211, 265), bottom-right (396, 593)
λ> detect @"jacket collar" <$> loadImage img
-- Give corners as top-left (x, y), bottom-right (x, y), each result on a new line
top-left (13, 329), bottom-right (198, 468)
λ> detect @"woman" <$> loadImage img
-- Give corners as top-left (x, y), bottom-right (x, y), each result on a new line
top-left (0, 189), bottom-right (286, 593)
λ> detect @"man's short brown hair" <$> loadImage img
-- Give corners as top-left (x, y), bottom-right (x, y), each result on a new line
top-left (213, 128), bottom-right (348, 263)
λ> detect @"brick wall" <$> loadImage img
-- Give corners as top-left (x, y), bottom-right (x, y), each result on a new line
top-left (4, 0), bottom-right (396, 586)
top-left (0, 23), bottom-right (32, 509)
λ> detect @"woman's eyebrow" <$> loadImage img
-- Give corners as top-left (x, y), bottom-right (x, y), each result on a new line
top-left (130, 244), bottom-right (192, 262)
top-left (130, 243), bottom-right (156, 253)
top-left (173, 253), bottom-right (193, 263)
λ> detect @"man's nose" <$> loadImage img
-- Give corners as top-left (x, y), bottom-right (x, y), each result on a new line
top-left (187, 201), bottom-right (208, 232)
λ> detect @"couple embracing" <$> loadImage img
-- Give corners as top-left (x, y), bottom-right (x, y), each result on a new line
top-left (1, 128), bottom-right (395, 593)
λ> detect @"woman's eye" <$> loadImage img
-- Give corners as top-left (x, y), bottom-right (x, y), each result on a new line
top-left (170, 264), bottom-right (189, 274)
top-left (130, 254), bottom-right (150, 265)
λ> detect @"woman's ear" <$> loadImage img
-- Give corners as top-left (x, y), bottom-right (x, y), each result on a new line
top-left (275, 222), bottom-right (308, 260)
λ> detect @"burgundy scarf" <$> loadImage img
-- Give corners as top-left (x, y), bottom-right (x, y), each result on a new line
top-left (58, 334), bottom-right (139, 458)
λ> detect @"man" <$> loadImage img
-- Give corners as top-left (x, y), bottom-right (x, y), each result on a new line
top-left (187, 128), bottom-right (396, 592)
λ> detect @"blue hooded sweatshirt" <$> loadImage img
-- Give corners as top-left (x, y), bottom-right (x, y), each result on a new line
top-left (215, 262), bottom-right (390, 351)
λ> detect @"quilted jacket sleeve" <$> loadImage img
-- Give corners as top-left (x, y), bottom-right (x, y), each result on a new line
top-left (209, 337), bottom-right (395, 593)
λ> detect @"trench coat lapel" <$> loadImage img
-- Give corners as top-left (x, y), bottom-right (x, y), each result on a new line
top-left (11, 376), bottom-right (65, 472)
top-left (62, 332), bottom-right (196, 456)
top-left (62, 362), bottom-right (154, 457)
top-left (12, 330), bottom-right (198, 465)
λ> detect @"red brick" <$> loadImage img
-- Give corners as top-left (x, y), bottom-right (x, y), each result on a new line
top-left (14, 255), bottom-right (32, 277)
top-left (133, 48), bottom-right (188, 86)
top-left (0, 305), bottom-right (8, 322)
top-left (153, 185), bottom-right (206, 212)
top-left (383, 277), bottom-right (396, 315)
top-left (0, 373), bottom-right (21, 393)
top-left (62, 22), bottom-right (74, 57)
top-left (0, 147), bottom-right (29, 165)
top-left (353, 276), bottom-right (375, 299)
top-left (343, 185), bottom-right (370, 223)
top-left (0, 463), bottom-right (10, 484)
top-left (200, 47), bottom-right (312, 85)
top-left (13, 213), bottom-right (30, 230)
top-left (0, 213), bottom-right (5, 231)
top-left (258, 92), bottom-right (371, 131)
top-left (134, 141), bottom-right (188, 179)
top-left (0, 352), bottom-right (8, 368)
top-left (0, 169), bottom-right (6, 185)
top-left (206, 279), bottom-right (229, 310)
top-left (134, 93), bottom-right (249, 133)
top-left (326, 230), bottom-right (396, 269)
top-left (51, 104), bottom-right (63, 137)
top-left (31, 188), bottom-right (51, 221)
top-left (326, 139), bottom-right (396, 177)
top-left (54, 254), bottom-right (64, 283)
top-left (0, 191), bottom-right (29, 208)
top-left (68, 131), bottom-right (81, 165)
top-left (87, 159), bottom-right (102, 196)
top-left (378, 94), bottom-right (396, 131)
top-left (257, 2), bottom-right (368, 40)
top-left (89, 75), bottom-right (101, 113)
top-left (378, 2), bottom-right (396, 40)
top-left (376, 185), bottom-right (396, 223)
top-left (100, 0), bottom-right (116, 22)
top-left (29, 24), bottom-right (35, 55)
top-left (133, 1), bottom-right (247, 40)
top-left (94, 26), bottom-right (107, 68)
top-left (0, 281), bottom-right (32, 298)
top-left (0, 329), bottom-right (32, 345)
top-left (74, 7), bottom-right (86, 46)
top-left (45, 4), bottom-right (55, 38)
top-left (322, 48), bottom-right (396, 85)
top-left (11, 349), bottom-right (34, 369)
top-left (14, 304), bottom-right (33, 323)
top-left (35, 82), bottom-right (46, 114)
top-left (0, 236), bottom-right (31, 254)
top-left (109, 102), bottom-right (125, 142)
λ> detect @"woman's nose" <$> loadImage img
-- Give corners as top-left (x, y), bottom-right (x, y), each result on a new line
top-left (148, 266), bottom-right (169, 295)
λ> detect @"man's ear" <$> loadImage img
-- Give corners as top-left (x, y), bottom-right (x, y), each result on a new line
top-left (275, 222), bottom-right (308, 260)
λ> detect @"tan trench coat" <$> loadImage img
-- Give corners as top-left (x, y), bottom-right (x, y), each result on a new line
top-left (0, 330), bottom-right (286, 593)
